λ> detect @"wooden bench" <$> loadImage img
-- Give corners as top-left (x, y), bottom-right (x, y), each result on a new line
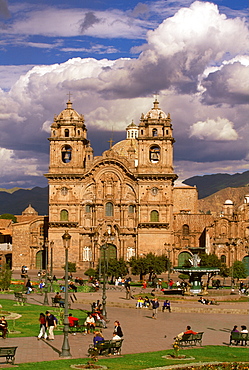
top-left (0, 346), bottom-right (18, 364)
top-left (88, 339), bottom-right (123, 357)
top-left (14, 292), bottom-right (27, 306)
top-left (69, 319), bottom-right (86, 334)
top-left (178, 332), bottom-right (204, 347)
top-left (230, 332), bottom-right (249, 346)
top-left (51, 298), bottom-right (71, 309)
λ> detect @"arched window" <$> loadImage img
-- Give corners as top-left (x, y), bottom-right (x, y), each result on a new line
top-left (105, 202), bottom-right (113, 217)
top-left (150, 210), bottom-right (159, 222)
top-left (64, 129), bottom-right (69, 137)
top-left (129, 205), bottom-right (135, 213)
top-left (141, 129), bottom-right (143, 135)
top-left (127, 247), bottom-right (135, 260)
top-left (83, 246), bottom-right (92, 262)
top-left (152, 128), bottom-right (158, 137)
top-left (221, 255), bottom-right (226, 263)
top-left (60, 209), bottom-right (68, 221)
top-left (62, 145), bottom-right (72, 163)
top-left (85, 205), bottom-right (91, 213)
top-left (149, 145), bottom-right (160, 163)
top-left (182, 224), bottom-right (190, 236)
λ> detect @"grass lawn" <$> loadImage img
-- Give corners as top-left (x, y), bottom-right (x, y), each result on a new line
top-left (13, 346), bottom-right (249, 370)
top-left (0, 299), bottom-right (88, 337)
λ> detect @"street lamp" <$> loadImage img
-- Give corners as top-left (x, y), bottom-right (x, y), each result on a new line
top-left (50, 241), bottom-right (54, 293)
top-left (43, 238), bottom-right (49, 305)
top-left (60, 230), bottom-right (72, 358)
top-left (164, 243), bottom-right (171, 282)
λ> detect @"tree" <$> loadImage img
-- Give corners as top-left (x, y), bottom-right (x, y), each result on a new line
top-left (199, 253), bottom-right (222, 286)
top-left (0, 213), bottom-right (17, 223)
top-left (62, 262), bottom-right (76, 272)
top-left (106, 258), bottom-right (129, 284)
top-left (84, 268), bottom-right (97, 278)
top-left (129, 253), bottom-right (168, 281)
top-left (0, 263), bottom-right (12, 291)
top-left (230, 260), bottom-right (247, 281)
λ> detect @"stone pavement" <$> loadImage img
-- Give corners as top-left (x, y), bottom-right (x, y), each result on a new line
top-left (0, 287), bottom-right (248, 365)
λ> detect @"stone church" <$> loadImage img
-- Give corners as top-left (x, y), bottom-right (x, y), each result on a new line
top-left (10, 99), bottom-right (249, 274)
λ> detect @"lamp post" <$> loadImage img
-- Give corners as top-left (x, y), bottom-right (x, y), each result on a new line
top-left (95, 228), bottom-right (115, 318)
top-left (60, 230), bottom-right (72, 358)
top-left (50, 241), bottom-right (54, 293)
top-left (43, 238), bottom-right (49, 305)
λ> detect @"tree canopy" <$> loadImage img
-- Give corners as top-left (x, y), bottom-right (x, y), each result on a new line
top-left (129, 253), bottom-right (169, 281)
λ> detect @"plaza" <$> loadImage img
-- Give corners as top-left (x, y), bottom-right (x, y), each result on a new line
top-left (0, 271), bottom-right (248, 365)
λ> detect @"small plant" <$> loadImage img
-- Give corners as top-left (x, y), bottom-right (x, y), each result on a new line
top-left (172, 338), bottom-right (180, 358)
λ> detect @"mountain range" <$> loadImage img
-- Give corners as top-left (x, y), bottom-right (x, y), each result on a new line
top-left (0, 171), bottom-right (248, 216)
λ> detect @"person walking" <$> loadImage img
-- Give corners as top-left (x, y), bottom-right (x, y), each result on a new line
top-left (151, 297), bottom-right (159, 319)
top-left (45, 311), bottom-right (57, 340)
top-left (37, 313), bottom-right (47, 340)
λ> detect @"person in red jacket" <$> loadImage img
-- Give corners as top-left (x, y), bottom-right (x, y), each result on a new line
top-left (184, 325), bottom-right (197, 335)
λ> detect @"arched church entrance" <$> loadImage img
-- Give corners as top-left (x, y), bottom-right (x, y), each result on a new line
top-left (36, 250), bottom-right (43, 269)
top-left (242, 255), bottom-right (249, 276)
top-left (178, 251), bottom-right (192, 267)
top-left (100, 243), bottom-right (117, 261)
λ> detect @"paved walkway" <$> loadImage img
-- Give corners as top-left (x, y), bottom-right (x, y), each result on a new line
top-left (0, 288), bottom-right (248, 365)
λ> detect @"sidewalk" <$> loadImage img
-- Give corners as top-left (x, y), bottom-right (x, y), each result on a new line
top-left (0, 289), bottom-right (248, 364)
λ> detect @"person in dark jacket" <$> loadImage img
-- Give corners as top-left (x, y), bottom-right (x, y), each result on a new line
top-left (114, 321), bottom-right (123, 337)
top-left (151, 298), bottom-right (159, 319)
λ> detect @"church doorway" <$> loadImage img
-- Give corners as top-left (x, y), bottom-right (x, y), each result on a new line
top-left (178, 251), bottom-right (192, 267)
top-left (36, 250), bottom-right (43, 269)
top-left (100, 243), bottom-right (117, 261)
top-left (242, 255), bottom-right (249, 276)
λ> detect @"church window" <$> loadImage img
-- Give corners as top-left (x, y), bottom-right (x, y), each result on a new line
top-left (131, 131), bottom-right (134, 138)
top-left (149, 145), bottom-right (160, 163)
top-left (105, 202), bottom-right (113, 217)
top-left (129, 205), bottom-right (135, 213)
top-left (65, 129), bottom-right (69, 137)
top-left (78, 130), bottom-right (80, 135)
top-left (150, 210), bottom-right (159, 222)
top-left (166, 130), bottom-right (168, 135)
top-left (85, 205), bottom-right (91, 213)
top-left (83, 246), bottom-right (92, 262)
top-left (127, 132), bottom-right (130, 138)
top-left (141, 130), bottom-right (143, 135)
top-left (127, 247), bottom-right (135, 260)
top-left (39, 226), bottom-right (44, 237)
top-left (60, 209), bottom-right (68, 221)
top-left (152, 128), bottom-right (158, 137)
top-left (62, 145), bottom-right (72, 163)
top-left (182, 224), bottom-right (189, 235)
top-left (221, 255), bottom-right (226, 263)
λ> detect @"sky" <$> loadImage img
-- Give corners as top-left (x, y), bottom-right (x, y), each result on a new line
top-left (0, 0), bottom-right (248, 189)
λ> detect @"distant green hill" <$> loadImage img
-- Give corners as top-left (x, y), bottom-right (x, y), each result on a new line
top-left (0, 187), bottom-right (48, 215)
top-left (183, 171), bottom-right (249, 199)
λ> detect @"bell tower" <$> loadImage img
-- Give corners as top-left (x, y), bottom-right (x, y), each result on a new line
top-left (137, 98), bottom-right (175, 175)
top-left (48, 99), bottom-right (91, 174)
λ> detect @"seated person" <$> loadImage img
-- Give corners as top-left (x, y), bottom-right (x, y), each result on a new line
top-left (92, 310), bottom-right (107, 328)
top-left (184, 325), bottom-right (198, 335)
top-left (143, 296), bottom-right (150, 308)
top-left (0, 316), bottom-right (8, 339)
top-left (69, 282), bottom-right (77, 292)
top-left (198, 296), bottom-right (208, 304)
top-left (68, 313), bottom-right (79, 327)
top-left (136, 296), bottom-right (144, 308)
top-left (112, 331), bottom-right (121, 340)
top-left (84, 314), bottom-right (96, 334)
top-left (230, 325), bottom-right (240, 345)
top-left (93, 331), bottom-right (104, 346)
top-left (54, 292), bottom-right (64, 307)
top-left (162, 299), bottom-right (171, 312)
top-left (240, 325), bottom-right (248, 346)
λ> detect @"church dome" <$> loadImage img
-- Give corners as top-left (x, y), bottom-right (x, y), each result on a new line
top-left (112, 139), bottom-right (138, 159)
top-left (143, 99), bottom-right (168, 120)
top-left (22, 204), bottom-right (38, 216)
top-left (224, 199), bottom-right (233, 205)
top-left (55, 100), bottom-right (83, 121)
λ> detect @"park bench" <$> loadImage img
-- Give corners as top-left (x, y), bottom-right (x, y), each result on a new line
top-left (0, 346), bottom-right (18, 364)
top-left (14, 292), bottom-right (27, 306)
top-left (163, 289), bottom-right (184, 296)
top-left (178, 332), bottom-right (204, 347)
top-left (51, 298), bottom-right (71, 309)
top-left (230, 332), bottom-right (249, 346)
top-left (88, 339), bottom-right (123, 357)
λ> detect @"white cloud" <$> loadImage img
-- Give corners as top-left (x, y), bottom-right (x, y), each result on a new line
top-left (189, 117), bottom-right (238, 141)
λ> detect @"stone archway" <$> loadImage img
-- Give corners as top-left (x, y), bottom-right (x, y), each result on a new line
top-left (100, 243), bottom-right (117, 261)
top-left (178, 251), bottom-right (192, 267)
